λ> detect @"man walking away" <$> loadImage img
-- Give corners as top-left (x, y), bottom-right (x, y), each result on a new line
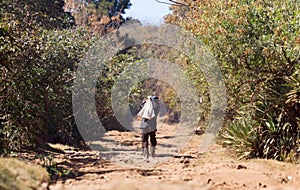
top-left (137, 96), bottom-right (160, 159)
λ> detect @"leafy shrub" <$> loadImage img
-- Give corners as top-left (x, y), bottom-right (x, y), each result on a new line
top-left (168, 0), bottom-right (299, 161)
top-left (0, 0), bottom-right (132, 153)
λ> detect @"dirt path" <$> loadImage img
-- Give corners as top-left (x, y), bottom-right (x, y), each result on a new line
top-left (35, 119), bottom-right (300, 190)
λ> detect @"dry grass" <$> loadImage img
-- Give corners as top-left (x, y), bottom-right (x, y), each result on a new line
top-left (48, 143), bottom-right (75, 151)
top-left (0, 158), bottom-right (49, 190)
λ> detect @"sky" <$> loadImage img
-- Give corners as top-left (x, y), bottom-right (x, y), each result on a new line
top-left (123, 0), bottom-right (171, 25)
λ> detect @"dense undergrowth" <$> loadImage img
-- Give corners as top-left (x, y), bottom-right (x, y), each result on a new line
top-left (1, 0), bottom-right (299, 162)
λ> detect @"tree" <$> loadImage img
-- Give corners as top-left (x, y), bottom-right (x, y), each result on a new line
top-left (64, 0), bottom-right (131, 34)
top-left (0, 0), bottom-right (88, 152)
top-left (0, 0), bottom-right (134, 153)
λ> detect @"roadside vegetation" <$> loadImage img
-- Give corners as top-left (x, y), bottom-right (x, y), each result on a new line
top-left (0, 0), bottom-right (299, 179)
top-left (166, 0), bottom-right (299, 162)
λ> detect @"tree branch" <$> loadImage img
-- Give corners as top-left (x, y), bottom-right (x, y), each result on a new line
top-left (155, 0), bottom-right (189, 8)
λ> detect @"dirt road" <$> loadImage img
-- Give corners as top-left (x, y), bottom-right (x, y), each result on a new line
top-left (45, 119), bottom-right (300, 190)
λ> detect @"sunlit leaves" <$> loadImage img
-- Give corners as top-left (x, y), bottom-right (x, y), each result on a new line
top-left (167, 0), bottom-right (300, 161)
top-left (64, 0), bottom-right (131, 34)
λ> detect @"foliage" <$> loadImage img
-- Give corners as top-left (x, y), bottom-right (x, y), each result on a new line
top-left (0, 0), bottom-right (132, 151)
top-left (0, 0), bottom-right (115, 153)
top-left (0, 0), bottom-right (74, 30)
top-left (130, 43), bottom-right (211, 125)
top-left (222, 116), bottom-right (259, 159)
top-left (224, 93), bottom-right (300, 161)
top-left (39, 154), bottom-right (72, 179)
top-left (168, 0), bottom-right (299, 115)
top-left (93, 39), bottom-right (209, 129)
top-left (167, 0), bottom-right (300, 161)
top-left (87, 29), bottom-right (215, 141)
top-left (0, 20), bottom-right (93, 150)
top-left (64, 0), bottom-right (131, 34)
top-left (95, 52), bottom-right (140, 130)
top-left (37, 29), bottom-right (95, 145)
top-left (0, 0), bottom-right (134, 154)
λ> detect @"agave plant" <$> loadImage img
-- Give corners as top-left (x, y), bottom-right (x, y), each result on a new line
top-left (284, 72), bottom-right (300, 161)
top-left (222, 116), bottom-right (260, 159)
top-left (261, 113), bottom-right (297, 160)
top-left (285, 72), bottom-right (300, 105)
top-left (254, 92), bottom-right (299, 161)
top-left (223, 86), bottom-right (300, 161)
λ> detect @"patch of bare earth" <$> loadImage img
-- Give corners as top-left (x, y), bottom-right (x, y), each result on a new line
top-left (16, 120), bottom-right (300, 190)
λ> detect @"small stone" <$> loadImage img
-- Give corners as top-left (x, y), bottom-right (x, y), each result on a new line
top-left (281, 178), bottom-right (289, 183)
top-left (237, 164), bottom-right (247, 170)
top-left (207, 178), bottom-right (212, 184)
top-left (183, 177), bottom-right (192, 181)
top-left (183, 159), bottom-right (190, 164)
top-left (179, 157), bottom-right (185, 163)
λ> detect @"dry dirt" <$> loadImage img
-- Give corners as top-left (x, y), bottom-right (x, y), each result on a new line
top-left (18, 119), bottom-right (300, 190)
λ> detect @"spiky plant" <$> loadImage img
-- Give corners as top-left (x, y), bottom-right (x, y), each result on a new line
top-left (222, 116), bottom-right (260, 159)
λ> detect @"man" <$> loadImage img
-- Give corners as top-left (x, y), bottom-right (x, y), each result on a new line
top-left (137, 96), bottom-right (160, 159)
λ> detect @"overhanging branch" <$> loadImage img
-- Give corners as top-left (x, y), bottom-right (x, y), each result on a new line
top-left (155, 0), bottom-right (189, 8)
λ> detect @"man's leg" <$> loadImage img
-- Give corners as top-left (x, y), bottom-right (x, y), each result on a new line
top-left (142, 133), bottom-right (149, 158)
top-left (149, 131), bottom-right (157, 157)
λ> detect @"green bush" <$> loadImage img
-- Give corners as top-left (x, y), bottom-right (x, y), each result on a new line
top-left (167, 0), bottom-right (299, 161)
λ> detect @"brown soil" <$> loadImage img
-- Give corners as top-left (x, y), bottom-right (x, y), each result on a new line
top-left (15, 119), bottom-right (300, 190)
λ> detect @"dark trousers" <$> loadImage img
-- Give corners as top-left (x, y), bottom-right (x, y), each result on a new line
top-left (142, 131), bottom-right (157, 148)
